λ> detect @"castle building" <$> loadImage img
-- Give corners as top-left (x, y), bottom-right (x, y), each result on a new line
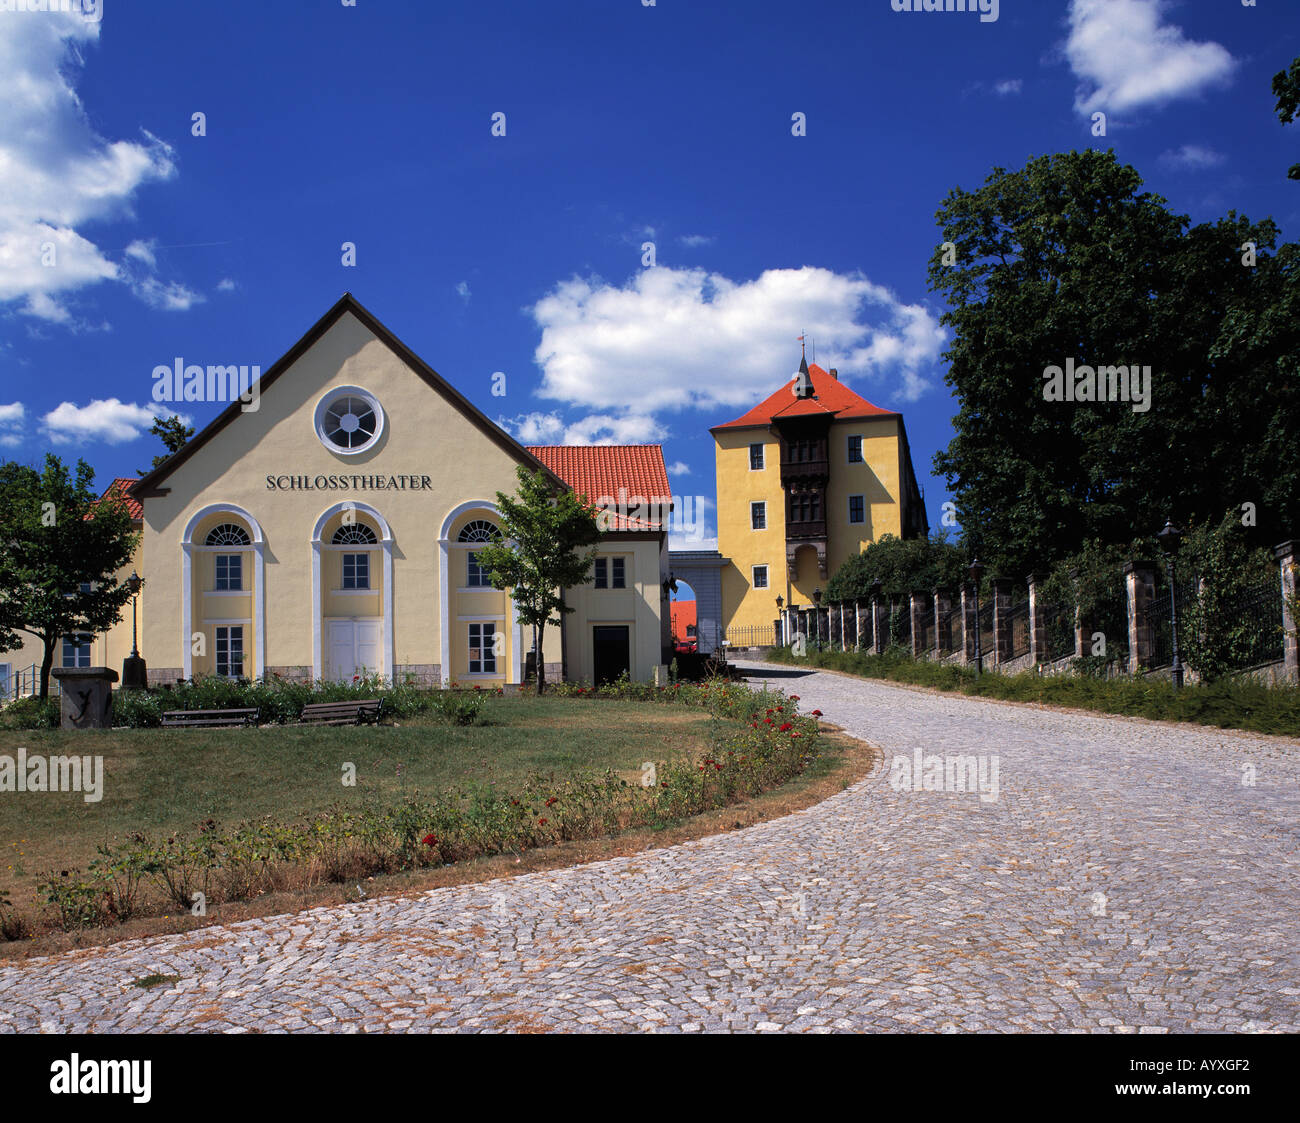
top-left (710, 356), bottom-right (928, 637)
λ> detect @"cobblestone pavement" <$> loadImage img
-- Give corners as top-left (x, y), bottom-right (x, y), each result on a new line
top-left (3, 663), bottom-right (1298, 1033)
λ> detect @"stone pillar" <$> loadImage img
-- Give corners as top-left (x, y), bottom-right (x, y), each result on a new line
top-left (1069, 567), bottom-right (1085, 659)
top-left (991, 577), bottom-right (1012, 665)
top-left (933, 587), bottom-right (951, 658)
top-left (910, 592), bottom-right (925, 659)
top-left (1277, 541), bottom-right (1298, 683)
top-left (960, 585), bottom-right (975, 663)
top-left (51, 667), bottom-right (119, 730)
top-left (838, 602), bottom-right (846, 652)
top-left (871, 594), bottom-right (885, 655)
top-left (1123, 560), bottom-right (1157, 674)
top-left (1028, 573), bottom-right (1046, 664)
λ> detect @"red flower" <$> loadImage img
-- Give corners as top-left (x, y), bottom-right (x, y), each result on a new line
top-left (779, 722), bottom-right (793, 732)
top-left (545, 796), bottom-right (558, 807)
top-left (764, 718), bottom-right (774, 725)
top-left (538, 817), bottom-right (548, 826)
top-left (421, 833), bottom-right (437, 846)
top-left (789, 694), bottom-right (800, 702)
top-left (811, 709), bottom-right (823, 717)
top-left (714, 763), bottom-right (723, 771)
top-left (776, 706), bottom-right (783, 713)
top-left (750, 722), bottom-right (758, 728)
top-left (352, 674), bottom-right (360, 682)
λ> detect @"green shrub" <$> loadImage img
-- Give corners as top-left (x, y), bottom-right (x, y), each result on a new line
top-left (0, 695), bottom-right (60, 730)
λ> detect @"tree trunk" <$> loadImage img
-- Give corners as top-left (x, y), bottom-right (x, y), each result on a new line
top-left (38, 638), bottom-right (55, 700)
top-left (534, 623), bottom-right (545, 696)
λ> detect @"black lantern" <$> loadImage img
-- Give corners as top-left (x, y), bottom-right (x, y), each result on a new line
top-left (122, 571), bottom-right (148, 690)
top-left (969, 557), bottom-right (984, 675)
top-left (1157, 519), bottom-right (1184, 688)
top-left (775, 594), bottom-right (784, 609)
top-left (813, 588), bottom-right (822, 605)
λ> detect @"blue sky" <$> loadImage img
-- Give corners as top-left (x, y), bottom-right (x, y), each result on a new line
top-left (1, 0), bottom-right (1297, 553)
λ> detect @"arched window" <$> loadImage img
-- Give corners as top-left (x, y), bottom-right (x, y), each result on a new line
top-left (457, 519), bottom-right (498, 543)
top-left (206, 523), bottom-right (251, 547)
top-left (332, 523), bottom-right (378, 545)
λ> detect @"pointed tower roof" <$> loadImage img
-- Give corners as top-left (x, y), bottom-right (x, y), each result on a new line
top-left (710, 364), bottom-right (897, 433)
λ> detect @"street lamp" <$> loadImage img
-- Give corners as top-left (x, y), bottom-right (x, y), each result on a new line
top-left (969, 557), bottom-right (985, 675)
top-left (1157, 519), bottom-right (1184, 689)
top-left (122, 571), bottom-right (148, 690)
top-left (775, 594), bottom-right (784, 609)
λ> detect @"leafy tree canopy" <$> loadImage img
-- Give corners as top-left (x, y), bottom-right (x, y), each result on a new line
top-left (825, 533), bottom-right (968, 601)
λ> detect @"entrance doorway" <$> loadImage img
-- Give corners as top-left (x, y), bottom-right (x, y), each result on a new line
top-left (592, 625), bottom-right (630, 685)
top-left (327, 619), bottom-right (382, 681)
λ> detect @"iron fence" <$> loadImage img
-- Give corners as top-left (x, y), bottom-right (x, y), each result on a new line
top-left (1007, 600), bottom-right (1030, 660)
top-left (1042, 604), bottom-right (1075, 663)
top-left (724, 624), bottom-right (776, 648)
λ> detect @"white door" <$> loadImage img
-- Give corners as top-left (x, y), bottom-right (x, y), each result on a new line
top-left (327, 620), bottom-right (383, 681)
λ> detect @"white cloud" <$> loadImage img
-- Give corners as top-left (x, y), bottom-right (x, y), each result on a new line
top-left (456, 280), bottom-right (471, 303)
top-left (40, 398), bottom-right (177, 446)
top-left (1159, 144), bottom-right (1225, 170)
top-left (0, 401), bottom-right (24, 447)
top-left (1066, 0), bottom-right (1235, 115)
top-left (529, 266), bottom-right (944, 427)
top-left (132, 276), bottom-right (203, 311)
top-left (666, 460), bottom-right (691, 475)
top-left (0, 11), bottom-right (177, 320)
top-left (499, 410), bottom-right (666, 446)
top-left (678, 234), bottom-right (715, 247)
top-left (993, 79), bottom-right (1023, 96)
top-left (123, 239), bottom-right (157, 269)
top-left (216, 277), bottom-right (237, 292)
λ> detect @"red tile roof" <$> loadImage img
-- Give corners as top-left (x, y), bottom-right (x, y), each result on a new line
top-left (526, 444), bottom-right (671, 532)
top-left (711, 364), bottom-right (896, 431)
top-left (93, 478), bottom-right (143, 521)
top-left (670, 599), bottom-right (697, 640)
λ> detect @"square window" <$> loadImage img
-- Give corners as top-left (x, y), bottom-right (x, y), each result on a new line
top-left (849, 495), bottom-right (865, 524)
top-left (751, 501), bottom-right (766, 530)
top-left (847, 435), bottom-right (864, 463)
top-left (752, 565), bottom-right (769, 589)
top-left (215, 554), bottom-right (242, 591)
top-left (342, 553), bottom-right (370, 589)
top-left (594, 557), bottom-right (608, 588)
top-left (468, 622), bottom-right (497, 674)
top-left (612, 557), bottom-right (626, 589)
top-left (216, 626), bottom-right (244, 678)
top-left (749, 443), bottom-right (765, 470)
top-left (61, 635), bottom-right (91, 669)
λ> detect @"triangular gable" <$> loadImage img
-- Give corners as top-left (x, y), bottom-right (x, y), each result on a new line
top-left (132, 293), bottom-right (566, 500)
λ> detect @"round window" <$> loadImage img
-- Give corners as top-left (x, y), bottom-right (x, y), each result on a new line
top-left (314, 386), bottom-right (384, 454)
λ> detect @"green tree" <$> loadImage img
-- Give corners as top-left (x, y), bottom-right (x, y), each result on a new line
top-left (928, 149), bottom-right (1293, 574)
top-left (1273, 56), bottom-right (1300, 181)
top-left (470, 466), bottom-right (601, 695)
top-left (0, 456), bottom-right (139, 698)
top-left (826, 532), bottom-right (968, 601)
top-left (138, 415), bottom-right (194, 474)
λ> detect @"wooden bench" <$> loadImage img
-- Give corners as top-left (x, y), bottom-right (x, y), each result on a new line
top-left (296, 699), bottom-right (384, 727)
top-left (161, 707), bottom-right (260, 729)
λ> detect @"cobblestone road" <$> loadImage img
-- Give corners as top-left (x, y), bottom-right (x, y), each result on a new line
top-left (3, 663), bottom-right (1298, 1033)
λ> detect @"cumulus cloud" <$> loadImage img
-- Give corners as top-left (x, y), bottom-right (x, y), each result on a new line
top-left (1159, 144), bottom-right (1225, 170)
top-left (216, 277), bottom-right (237, 292)
top-left (993, 79), bottom-right (1023, 96)
top-left (456, 280), bottom-right (471, 303)
top-left (666, 460), bottom-right (691, 475)
top-left (131, 276), bottom-right (203, 311)
top-left (40, 399), bottom-right (180, 446)
top-left (0, 402), bottom-right (24, 448)
top-left (529, 266), bottom-right (944, 424)
top-left (678, 234), bottom-right (715, 248)
top-left (0, 10), bottom-right (178, 321)
top-left (1066, 0), bottom-right (1235, 115)
top-left (499, 410), bottom-right (666, 446)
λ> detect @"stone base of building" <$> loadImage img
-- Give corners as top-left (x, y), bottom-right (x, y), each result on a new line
top-left (393, 664), bottom-right (440, 687)
top-left (265, 665), bottom-right (312, 684)
top-left (146, 667), bottom-right (184, 688)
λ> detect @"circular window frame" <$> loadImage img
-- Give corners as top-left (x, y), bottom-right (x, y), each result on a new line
top-left (313, 385), bottom-right (385, 456)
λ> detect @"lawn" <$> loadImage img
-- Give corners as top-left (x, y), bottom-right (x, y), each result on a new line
top-left (0, 696), bottom-right (715, 905)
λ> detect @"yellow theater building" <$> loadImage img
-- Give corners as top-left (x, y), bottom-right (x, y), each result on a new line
top-left (711, 356), bottom-right (928, 636)
top-left (2, 295), bottom-right (674, 693)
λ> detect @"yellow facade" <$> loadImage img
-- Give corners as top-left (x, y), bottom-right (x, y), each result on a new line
top-left (714, 406), bottom-right (918, 635)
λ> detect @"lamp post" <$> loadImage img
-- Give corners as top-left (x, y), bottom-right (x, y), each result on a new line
top-left (775, 595), bottom-right (784, 647)
top-left (1158, 519), bottom-right (1184, 689)
top-left (122, 571), bottom-right (148, 690)
top-left (969, 557), bottom-right (985, 675)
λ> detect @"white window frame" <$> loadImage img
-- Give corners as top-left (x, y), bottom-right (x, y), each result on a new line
top-left (752, 564), bottom-right (769, 589)
top-left (847, 434), bottom-right (864, 463)
top-left (215, 624), bottom-right (246, 679)
top-left (611, 556), bottom-right (627, 589)
top-left (467, 621), bottom-right (498, 675)
top-left (313, 385), bottom-right (385, 456)
top-left (749, 442), bottom-right (765, 471)
top-left (341, 552), bottom-right (371, 590)
top-left (466, 550), bottom-right (490, 587)
top-left (848, 494), bottom-right (866, 524)
top-left (214, 553), bottom-right (243, 591)
top-left (61, 634), bottom-right (92, 669)
top-left (751, 501), bottom-right (766, 531)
